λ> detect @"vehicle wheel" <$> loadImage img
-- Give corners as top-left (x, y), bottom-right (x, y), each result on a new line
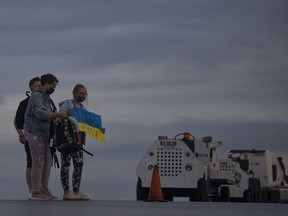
top-left (163, 192), bottom-right (173, 201)
top-left (136, 178), bottom-right (148, 201)
top-left (253, 180), bottom-right (261, 202)
top-left (220, 186), bottom-right (230, 202)
top-left (196, 178), bottom-right (208, 201)
top-left (260, 190), bottom-right (268, 202)
top-left (253, 191), bottom-right (261, 203)
top-left (189, 189), bottom-right (197, 202)
top-left (243, 190), bottom-right (252, 202)
top-left (249, 178), bottom-right (261, 202)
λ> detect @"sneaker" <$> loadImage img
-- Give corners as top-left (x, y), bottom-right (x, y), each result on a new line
top-left (74, 191), bottom-right (90, 200)
top-left (29, 192), bottom-right (51, 200)
top-left (44, 191), bottom-right (59, 200)
top-left (63, 190), bottom-right (81, 200)
top-left (28, 192), bottom-right (32, 200)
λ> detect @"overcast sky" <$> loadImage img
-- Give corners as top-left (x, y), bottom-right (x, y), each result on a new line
top-left (0, 0), bottom-right (288, 200)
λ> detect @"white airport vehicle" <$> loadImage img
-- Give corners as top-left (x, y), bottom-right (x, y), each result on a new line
top-left (136, 132), bottom-right (288, 203)
top-left (225, 149), bottom-right (288, 203)
top-left (136, 132), bottom-right (258, 202)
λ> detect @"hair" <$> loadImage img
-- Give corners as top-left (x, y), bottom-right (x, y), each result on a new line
top-left (72, 84), bottom-right (86, 95)
top-left (29, 77), bottom-right (40, 87)
top-left (40, 73), bottom-right (59, 85)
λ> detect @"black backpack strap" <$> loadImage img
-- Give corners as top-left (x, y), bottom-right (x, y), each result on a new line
top-left (26, 91), bottom-right (31, 98)
top-left (53, 153), bottom-right (60, 168)
top-left (50, 98), bottom-right (57, 112)
top-left (50, 145), bottom-right (60, 168)
top-left (79, 146), bottom-right (93, 157)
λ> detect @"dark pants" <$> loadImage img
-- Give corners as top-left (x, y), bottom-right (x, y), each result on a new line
top-left (24, 142), bottom-right (32, 168)
top-left (60, 150), bottom-right (84, 192)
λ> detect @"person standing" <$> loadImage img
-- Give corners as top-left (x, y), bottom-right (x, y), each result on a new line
top-left (59, 84), bottom-right (105, 200)
top-left (182, 132), bottom-right (195, 153)
top-left (24, 73), bottom-right (67, 200)
top-left (14, 77), bottom-right (41, 199)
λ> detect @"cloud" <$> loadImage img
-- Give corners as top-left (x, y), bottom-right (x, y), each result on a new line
top-left (0, 0), bottom-right (288, 200)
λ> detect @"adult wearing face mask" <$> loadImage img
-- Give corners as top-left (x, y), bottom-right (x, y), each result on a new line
top-left (58, 84), bottom-right (105, 200)
top-left (24, 73), bottom-right (67, 200)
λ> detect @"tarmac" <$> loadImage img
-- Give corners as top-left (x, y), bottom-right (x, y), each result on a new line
top-left (0, 200), bottom-right (288, 216)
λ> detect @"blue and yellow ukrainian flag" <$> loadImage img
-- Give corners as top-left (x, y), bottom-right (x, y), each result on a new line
top-left (71, 106), bottom-right (105, 142)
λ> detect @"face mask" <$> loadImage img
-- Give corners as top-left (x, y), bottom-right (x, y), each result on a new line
top-left (77, 95), bottom-right (86, 102)
top-left (46, 88), bottom-right (55, 95)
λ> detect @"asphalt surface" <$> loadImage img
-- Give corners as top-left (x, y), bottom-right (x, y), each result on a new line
top-left (0, 200), bottom-right (287, 216)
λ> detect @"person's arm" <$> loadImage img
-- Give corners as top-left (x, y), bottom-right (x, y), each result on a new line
top-left (59, 100), bottom-right (73, 114)
top-left (30, 92), bottom-right (53, 121)
top-left (31, 92), bottom-right (67, 121)
top-left (13, 116), bottom-right (26, 144)
top-left (14, 101), bottom-right (27, 144)
top-left (51, 112), bottom-right (67, 119)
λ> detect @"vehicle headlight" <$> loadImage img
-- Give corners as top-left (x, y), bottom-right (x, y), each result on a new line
top-left (146, 163), bottom-right (154, 171)
top-left (185, 163), bottom-right (193, 171)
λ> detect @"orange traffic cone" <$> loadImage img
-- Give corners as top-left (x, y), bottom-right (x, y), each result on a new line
top-left (145, 164), bottom-right (167, 202)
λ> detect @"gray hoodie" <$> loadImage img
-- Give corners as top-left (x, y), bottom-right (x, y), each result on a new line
top-left (58, 99), bottom-right (87, 145)
top-left (58, 99), bottom-right (87, 113)
top-left (24, 87), bottom-right (54, 140)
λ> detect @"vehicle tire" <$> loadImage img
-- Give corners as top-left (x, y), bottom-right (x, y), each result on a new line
top-left (249, 178), bottom-right (261, 202)
top-left (196, 178), bottom-right (208, 201)
top-left (136, 178), bottom-right (148, 201)
top-left (189, 189), bottom-right (197, 202)
top-left (252, 183), bottom-right (261, 203)
top-left (163, 192), bottom-right (173, 201)
top-left (260, 190), bottom-right (268, 202)
top-left (220, 186), bottom-right (230, 202)
top-left (243, 190), bottom-right (252, 202)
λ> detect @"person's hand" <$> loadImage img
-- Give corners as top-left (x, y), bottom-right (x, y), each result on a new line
top-left (57, 112), bottom-right (68, 120)
top-left (100, 128), bottom-right (106, 134)
top-left (59, 112), bottom-right (68, 119)
top-left (19, 135), bottom-right (26, 144)
top-left (67, 108), bottom-right (73, 116)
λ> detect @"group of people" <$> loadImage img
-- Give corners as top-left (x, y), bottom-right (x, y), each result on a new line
top-left (14, 73), bottom-right (102, 200)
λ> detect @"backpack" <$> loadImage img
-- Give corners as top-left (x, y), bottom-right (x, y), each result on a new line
top-left (53, 118), bottom-right (93, 156)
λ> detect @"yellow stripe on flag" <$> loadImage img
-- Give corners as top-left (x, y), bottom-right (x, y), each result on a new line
top-left (78, 123), bottom-right (105, 142)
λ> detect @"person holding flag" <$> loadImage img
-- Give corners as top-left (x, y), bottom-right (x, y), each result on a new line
top-left (58, 84), bottom-right (105, 200)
